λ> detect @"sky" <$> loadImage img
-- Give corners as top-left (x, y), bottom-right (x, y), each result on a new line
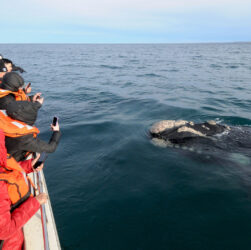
top-left (1, 0), bottom-right (251, 43)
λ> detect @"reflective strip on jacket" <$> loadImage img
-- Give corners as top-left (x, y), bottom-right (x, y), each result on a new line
top-left (0, 110), bottom-right (39, 138)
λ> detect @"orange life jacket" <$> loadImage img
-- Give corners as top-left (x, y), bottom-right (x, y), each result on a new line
top-left (0, 88), bottom-right (29, 101)
top-left (0, 110), bottom-right (39, 138)
top-left (0, 156), bottom-right (31, 211)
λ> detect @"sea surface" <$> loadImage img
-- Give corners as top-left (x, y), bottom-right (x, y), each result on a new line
top-left (1, 43), bottom-right (251, 250)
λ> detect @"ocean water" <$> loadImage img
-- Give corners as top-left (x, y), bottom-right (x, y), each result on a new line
top-left (1, 43), bottom-right (251, 250)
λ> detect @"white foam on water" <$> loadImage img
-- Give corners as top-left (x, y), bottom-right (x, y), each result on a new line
top-left (230, 153), bottom-right (251, 165)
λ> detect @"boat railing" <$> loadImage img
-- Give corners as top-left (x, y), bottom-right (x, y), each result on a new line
top-left (23, 170), bottom-right (61, 250)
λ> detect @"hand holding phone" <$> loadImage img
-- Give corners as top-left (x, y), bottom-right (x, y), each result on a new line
top-left (33, 152), bottom-right (48, 169)
top-left (32, 93), bottom-right (44, 104)
top-left (25, 82), bottom-right (31, 94)
top-left (51, 116), bottom-right (60, 131)
top-left (53, 116), bottom-right (58, 126)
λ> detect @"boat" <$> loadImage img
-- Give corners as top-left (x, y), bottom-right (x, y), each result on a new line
top-left (23, 170), bottom-right (61, 250)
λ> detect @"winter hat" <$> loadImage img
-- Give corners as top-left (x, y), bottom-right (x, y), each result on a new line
top-left (6, 101), bottom-right (38, 126)
top-left (2, 72), bottom-right (25, 92)
top-left (0, 129), bottom-right (7, 167)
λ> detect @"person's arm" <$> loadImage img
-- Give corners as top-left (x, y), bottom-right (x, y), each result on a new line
top-left (0, 182), bottom-right (40, 239)
top-left (18, 131), bottom-right (61, 154)
top-left (19, 159), bottom-right (33, 174)
top-left (31, 100), bottom-right (42, 111)
top-left (18, 121), bottom-right (61, 154)
top-left (19, 154), bottom-right (44, 173)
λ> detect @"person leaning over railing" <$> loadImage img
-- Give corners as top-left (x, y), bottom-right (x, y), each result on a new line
top-left (0, 129), bottom-right (48, 250)
top-left (0, 72), bottom-right (41, 109)
top-left (3, 101), bottom-right (61, 163)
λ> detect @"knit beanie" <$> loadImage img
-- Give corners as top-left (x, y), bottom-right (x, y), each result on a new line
top-left (2, 72), bottom-right (25, 91)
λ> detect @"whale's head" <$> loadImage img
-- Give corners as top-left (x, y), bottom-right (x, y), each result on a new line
top-left (150, 120), bottom-right (189, 136)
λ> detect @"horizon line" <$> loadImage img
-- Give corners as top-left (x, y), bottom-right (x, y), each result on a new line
top-left (0, 41), bottom-right (251, 45)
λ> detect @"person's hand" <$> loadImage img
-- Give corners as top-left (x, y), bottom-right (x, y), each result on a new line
top-left (32, 93), bottom-right (44, 105)
top-left (36, 193), bottom-right (48, 205)
top-left (32, 93), bottom-right (41, 102)
top-left (51, 122), bottom-right (60, 132)
top-left (34, 162), bottom-right (44, 172)
top-left (32, 153), bottom-right (40, 166)
top-left (25, 84), bottom-right (32, 94)
top-left (36, 96), bottom-right (44, 105)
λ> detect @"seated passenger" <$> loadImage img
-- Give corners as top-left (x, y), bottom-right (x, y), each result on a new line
top-left (2, 101), bottom-right (61, 162)
top-left (0, 129), bottom-right (48, 250)
top-left (0, 72), bottom-right (42, 109)
top-left (150, 120), bottom-right (230, 144)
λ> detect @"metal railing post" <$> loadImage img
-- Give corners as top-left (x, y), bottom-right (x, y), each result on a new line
top-left (37, 171), bottom-right (50, 250)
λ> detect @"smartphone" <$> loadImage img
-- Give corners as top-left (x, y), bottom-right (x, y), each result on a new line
top-left (33, 152), bottom-right (48, 169)
top-left (52, 116), bottom-right (58, 126)
top-left (36, 94), bottom-right (41, 100)
top-left (25, 82), bottom-right (31, 93)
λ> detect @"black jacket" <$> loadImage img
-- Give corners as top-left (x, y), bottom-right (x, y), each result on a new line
top-left (5, 131), bottom-right (61, 161)
top-left (0, 94), bottom-right (16, 110)
top-left (4, 101), bottom-right (61, 161)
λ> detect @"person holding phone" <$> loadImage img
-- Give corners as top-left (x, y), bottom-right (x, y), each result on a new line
top-left (0, 72), bottom-right (43, 111)
top-left (4, 101), bottom-right (61, 162)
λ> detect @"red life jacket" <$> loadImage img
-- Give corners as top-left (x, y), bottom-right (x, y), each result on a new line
top-left (0, 156), bottom-right (32, 211)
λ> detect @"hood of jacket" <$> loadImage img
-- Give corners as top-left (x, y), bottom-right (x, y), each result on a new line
top-left (6, 101), bottom-right (41, 126)
top-left (1, 72), bottom-right (24, 92)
